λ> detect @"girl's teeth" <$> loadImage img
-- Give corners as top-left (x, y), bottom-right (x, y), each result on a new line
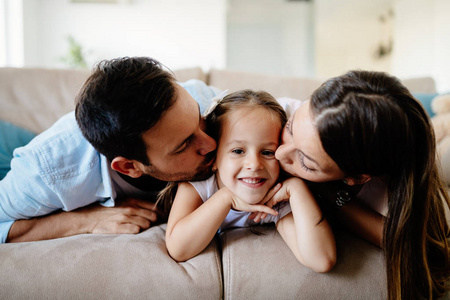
top-left (242, 178), bottom-right (262, 184)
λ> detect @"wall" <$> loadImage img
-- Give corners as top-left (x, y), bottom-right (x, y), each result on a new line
top-left (314, 0), bottom-right (393, 79)
top-left (226, 0), bottom-right (314, 77)
top-left (20, 0), bottom-right (226, 71)
top-left (4, 0), bottom-right (450, 92)
top-left (1, 0), bottom-right (25, 66)
top-left (392, 0), bottom-right (450, 93)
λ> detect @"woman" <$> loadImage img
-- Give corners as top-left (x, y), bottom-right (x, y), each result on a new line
top-left (274, 70), bottom-right (450, 299)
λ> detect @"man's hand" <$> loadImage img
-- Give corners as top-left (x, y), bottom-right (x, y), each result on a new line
top-left (7, 198), bottom-right (160, 243)
top-left (78, 198), bottom-right (160, 234)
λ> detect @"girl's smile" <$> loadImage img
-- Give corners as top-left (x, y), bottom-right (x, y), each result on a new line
top-left (214, 107), bottom-right (282, 204)
top-left (239, 177), bottom-right (267, 187)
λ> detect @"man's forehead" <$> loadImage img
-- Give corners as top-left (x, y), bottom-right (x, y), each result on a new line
top-left (143, 87), bottom-right (199, 149)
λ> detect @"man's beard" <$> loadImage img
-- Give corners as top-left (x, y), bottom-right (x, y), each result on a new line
top-left (142, 153), bottom-right (215, 182)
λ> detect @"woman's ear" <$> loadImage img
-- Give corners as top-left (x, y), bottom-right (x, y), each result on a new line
top-left (111, 157), bottom-right (143, 178)
top-left (344, 174), bottom-right (372, 186)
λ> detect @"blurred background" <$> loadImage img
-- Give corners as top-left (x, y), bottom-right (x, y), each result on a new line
top-left (1, 0), bottom-right (449, 93)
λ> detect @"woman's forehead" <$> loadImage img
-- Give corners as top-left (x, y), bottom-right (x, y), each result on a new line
top-left (292, 102), bottom-right (339, 173)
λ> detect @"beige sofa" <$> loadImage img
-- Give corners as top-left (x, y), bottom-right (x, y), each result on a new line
top-left (0, 66), bottom-right (448, 299)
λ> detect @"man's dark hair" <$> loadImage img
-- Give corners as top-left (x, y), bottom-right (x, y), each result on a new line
top-left (75, 57), bottom-right (176, 164)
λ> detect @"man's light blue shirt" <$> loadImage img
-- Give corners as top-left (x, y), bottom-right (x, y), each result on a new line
top-left (0, 79), bottom-right (220, 243)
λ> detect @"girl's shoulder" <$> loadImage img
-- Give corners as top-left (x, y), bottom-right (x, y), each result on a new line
top-left (188, 175), bottom-right (218, 202)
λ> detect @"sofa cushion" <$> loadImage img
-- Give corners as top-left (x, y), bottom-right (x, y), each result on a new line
top-left (0, 224), bottom-right (223, 299)
top-left (413, 93), bottom-right (439, 117)
top-left (221, 225), bottom-right (387, 299)
top-left (0, 120), bottom-right (36, 179)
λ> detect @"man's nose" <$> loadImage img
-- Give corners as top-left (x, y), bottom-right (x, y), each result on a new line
top-left (197, 131), bottom-right (217, 156)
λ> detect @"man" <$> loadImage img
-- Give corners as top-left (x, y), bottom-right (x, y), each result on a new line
top-left (0, 57), bottom-right (220, 243)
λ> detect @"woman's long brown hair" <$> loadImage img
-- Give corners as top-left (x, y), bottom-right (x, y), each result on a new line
top-left (310, 70), bottom-right (450, 299)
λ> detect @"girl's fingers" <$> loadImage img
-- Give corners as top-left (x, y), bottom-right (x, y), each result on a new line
top-left (253, 205), bottom-right (278, 216)
top-left (260, 183), bottom-right (283, 207)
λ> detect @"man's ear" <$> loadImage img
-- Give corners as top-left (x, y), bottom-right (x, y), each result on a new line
top-left (111, 157), bottom-right (143, 178)
top-left (344, 174), bottom-right (372, 186)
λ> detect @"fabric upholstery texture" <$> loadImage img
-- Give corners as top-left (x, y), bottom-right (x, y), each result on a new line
top-left (0, 66), bottom-right (448, 299)
top-left (221, 225), bottom-right (387, 300)
top-left (0, 224), bottom-right (223, 299)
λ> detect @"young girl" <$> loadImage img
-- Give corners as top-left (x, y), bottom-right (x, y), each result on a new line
top-left (165, 90), bottom-right (336, 273)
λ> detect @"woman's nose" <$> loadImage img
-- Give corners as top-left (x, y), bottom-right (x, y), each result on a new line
top-left (275, 143), bottom-right (293, 165)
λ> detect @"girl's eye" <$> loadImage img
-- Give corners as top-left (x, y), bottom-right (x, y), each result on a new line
top-left (231, 149), bottom-right (244, 155)
top-left (261, 150), bottom-right (275, 158)
top-left (299, 152), bottom-right (314, 172)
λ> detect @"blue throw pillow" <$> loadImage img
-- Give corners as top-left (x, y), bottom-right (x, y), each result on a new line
top-left (0, 121), bottom-right (36, 179)
top-left (412, 93), bottom-right (438, 118)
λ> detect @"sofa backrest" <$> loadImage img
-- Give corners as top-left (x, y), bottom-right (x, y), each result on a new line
top-left (0, 67), bottom-right (90, 134)
top-left (208, 69), bottom-right (437, 100)
top-left (0, 66), bottom-right (436, 134)
top-left (0, 67), bottom-right (205, 134)
top-left (208, 69), bottom-right (324, 100)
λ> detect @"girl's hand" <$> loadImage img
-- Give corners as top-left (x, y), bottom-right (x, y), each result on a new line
top-left (250, 178), bottom-right (310, 222)
top-left (228, 184), bottom-right (281, 216)
top-left (248, 182), bottom-right (283, 222)
top-left (266, 177), bottom-right (309, 207)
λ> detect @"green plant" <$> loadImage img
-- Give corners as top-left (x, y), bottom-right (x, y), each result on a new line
top-left (60, 36), bottom-right (88, 69)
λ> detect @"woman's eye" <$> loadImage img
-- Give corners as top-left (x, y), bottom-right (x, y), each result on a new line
top-left (299, 152), bottom-right (313, 172)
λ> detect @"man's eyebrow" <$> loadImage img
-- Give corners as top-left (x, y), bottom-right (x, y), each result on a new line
top-left (171, 103), bottom-right (201, 154)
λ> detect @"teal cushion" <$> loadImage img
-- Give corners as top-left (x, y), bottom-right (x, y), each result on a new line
top-left (0, 121), bottom-right (36, 179)
top-left (412, 93), bottom-right (438, 118)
